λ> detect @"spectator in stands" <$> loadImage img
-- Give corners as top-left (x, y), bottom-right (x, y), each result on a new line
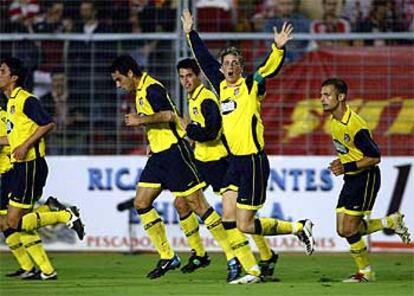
top-left (121, 9), bottom-right (155, 68)
top-left (41, 71), bottom-right (87, 155)
top-left (5, 0), bottom-right (40, 90)
top-left (126, 0), bottom-right (176, 87)
top-left (263, 0), bottom-right (311, 62)
top-left (311, 0), bottom-right (351, 46)
top-left (33, 2), bottom-right (66, 73)
top-left (341, 0), bottom-right (373, 31)
top-left (355, 0), bottom-right (406, 45)
top-left (68, 0), bottom-right (114, 115)
top-left (235, 0), bottom-right (262, 32)
top-left (67, 0), bottom-right (116, 153)
top-left (8, 0), bottom-right (39, 26)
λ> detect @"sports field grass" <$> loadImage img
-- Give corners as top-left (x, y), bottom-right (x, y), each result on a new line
top-left (0, 252), bottom-right (412, 296)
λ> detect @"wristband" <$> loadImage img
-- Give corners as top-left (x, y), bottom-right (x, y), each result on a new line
top-left (343, 161), bottom-right (358, 173)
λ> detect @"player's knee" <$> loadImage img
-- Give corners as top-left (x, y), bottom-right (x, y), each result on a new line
top-left (174, 197), bottom-right (191, 218)
top-left (0, 216), bottom-right (8, 231)
top-left (186, 191), bottom-right (209, 216)
top-left (6, 214), bottom-right (20, 229)
top-left (133, 197), bottom-right (151, 210)
top-left (237, 220), bottom-right (254, 234)
top-left (340, 228), bottom-right (357, 238)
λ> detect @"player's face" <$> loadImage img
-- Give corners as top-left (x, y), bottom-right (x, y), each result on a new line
top-left (111, 70), bottom-right (135, 93)
top-left (179, 68), bottom-right (200, 94)
top-left (221, 54), bottom-right (243, 85)
top-left (320, 85), bottom-right (340, 112)
top-left (0, 63), bottom-right (14, 90)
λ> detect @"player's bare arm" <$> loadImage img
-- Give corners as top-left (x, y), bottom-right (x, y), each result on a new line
top-left (124, 111), bottom-right (176, 127)
top-left (329, 156), bottom-right (381, 176)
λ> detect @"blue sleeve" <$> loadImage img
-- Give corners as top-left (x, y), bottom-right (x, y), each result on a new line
top-left (23, 97), bottom-right (53, 126)
top-left (354, 129), bottom-right (381, 158)
top-left (187, 31), bottom-right (224, 95)
top-left (186, 99), bottom-right (221, 142)
top-left (146, 84), bottom-right (174, 112)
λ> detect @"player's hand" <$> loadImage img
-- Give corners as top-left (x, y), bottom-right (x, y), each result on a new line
top-left (180, 115), bottom-right (191, 129)
top-left (181, 9), bottom-right (194, 34)
top-left (273, 22), bottom-right (293, 49)
top-left (124, 113), bottom-right (143, 126)
top-left (329, 158), bottom-right (344, 176)
top-left (12, 144), bottom-right (29, 161)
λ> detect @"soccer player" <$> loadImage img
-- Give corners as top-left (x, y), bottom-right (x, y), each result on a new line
top-left (110, 55), bottom-right (234, 280)
top-left (182, 9), bottom-right (315, 284)
top-left (320, 78), bottom-right (411, 282)
top-left (175, 58), bottom-right (278, 282)
top-left (0, 57), bottom-right (85, 280)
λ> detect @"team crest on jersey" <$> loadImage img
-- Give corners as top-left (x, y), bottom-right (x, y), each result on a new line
top-left (234, 88), bottom-right (239, 96)
top-left (333, 139), bottom-right (349, 154)
top-left (192, 107), bottom-right (198, 115)
top-left (344, 133), bottom-right (351, 142)
top-left (138, 97), bottom-right (144, 106)
top-left (10, 105), bottom-right (15, 114)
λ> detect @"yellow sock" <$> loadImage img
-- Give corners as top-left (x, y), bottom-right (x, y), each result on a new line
top-left (33, 204), bottom-right (52, 213)
top-left (5, 232), bottom-right (34, 271)
top-left (251, 235), bottom-right (272, 261)
top-left (20, 231), bottom-right (54, 274)
top-left (179, 212), bottom-right (205, 257)
top-left (203, 211), bottom-right (235, 261)
top-left (227, 228), bottom-right (260, 276)
top-left (359, 219), bottom-right (384, 235)
top-left (140, 208), bottom-right (174, 259)
top-left (349, 238), bottom-right (370, 271)
top-left (21, 211), bottom-right (71, 232)
top-left (259, 218), bottom-right (303, 235)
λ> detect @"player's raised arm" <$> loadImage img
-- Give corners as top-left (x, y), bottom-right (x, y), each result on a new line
top-left (253, 22), bottom-right (294, 83)
top-left (181, 9), bottom-right (223, 94)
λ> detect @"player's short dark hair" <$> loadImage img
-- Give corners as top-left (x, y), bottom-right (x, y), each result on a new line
top-left (176, 58), bottom-right (200, 75)
top-left (321, 78), bottom-right (348, 96)
top-left (0, 57), bottom-right (27, 87)
top-left (110, 55), bottom-right (142, 77)
top-left (219, 46), bottom-right (245, 66)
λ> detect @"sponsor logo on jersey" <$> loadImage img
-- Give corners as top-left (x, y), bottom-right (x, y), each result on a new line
top-left (221, 99), bottom-right (237, 115)
top-left (333, 139), bottom-right (349, 154)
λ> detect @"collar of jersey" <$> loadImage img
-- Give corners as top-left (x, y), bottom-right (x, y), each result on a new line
top-left (10, 87), bottom-right (22, 99)
top-left (333, 104), bottom-right (351, 125)
top-left (188, 84), bottom-right (204, 101)
top-left (136, 72), bottom-right (148, 91)
top-left (222, 77), bottom-right (243, 89)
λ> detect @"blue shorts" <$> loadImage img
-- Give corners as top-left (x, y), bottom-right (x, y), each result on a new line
top-left (9, 158), bottom-right (48, 209)
top-left (139, 141), bottom-right (205, 197)
top-left (222, 151), bottom-right (270, 210)
top-left (337, 166), bottom-right (381, 216)
top-left (195, 157), bottom-right (228, 194)
top-left (0, 169), bottom-right (13, 214)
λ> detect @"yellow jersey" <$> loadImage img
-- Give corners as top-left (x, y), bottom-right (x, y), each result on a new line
top-left (6, 87), bottom-right (51, 163)
top-left (135, 73), bottom-right (186, 153)
top-left (186, 84), bottom-right (228, 162)
top-left (329, 105), bottom-right (381, 175)
top-left (0, 108), bottom-right (12, 173)
top-left (187, 30), bottom-right (285, 155)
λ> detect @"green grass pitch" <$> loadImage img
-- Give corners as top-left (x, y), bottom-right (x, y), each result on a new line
top-left (0, 252), bottom-right (413, 296)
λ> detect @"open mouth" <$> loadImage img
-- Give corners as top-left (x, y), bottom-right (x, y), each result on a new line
top-left (227, 71), bottom-right (234, 77)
